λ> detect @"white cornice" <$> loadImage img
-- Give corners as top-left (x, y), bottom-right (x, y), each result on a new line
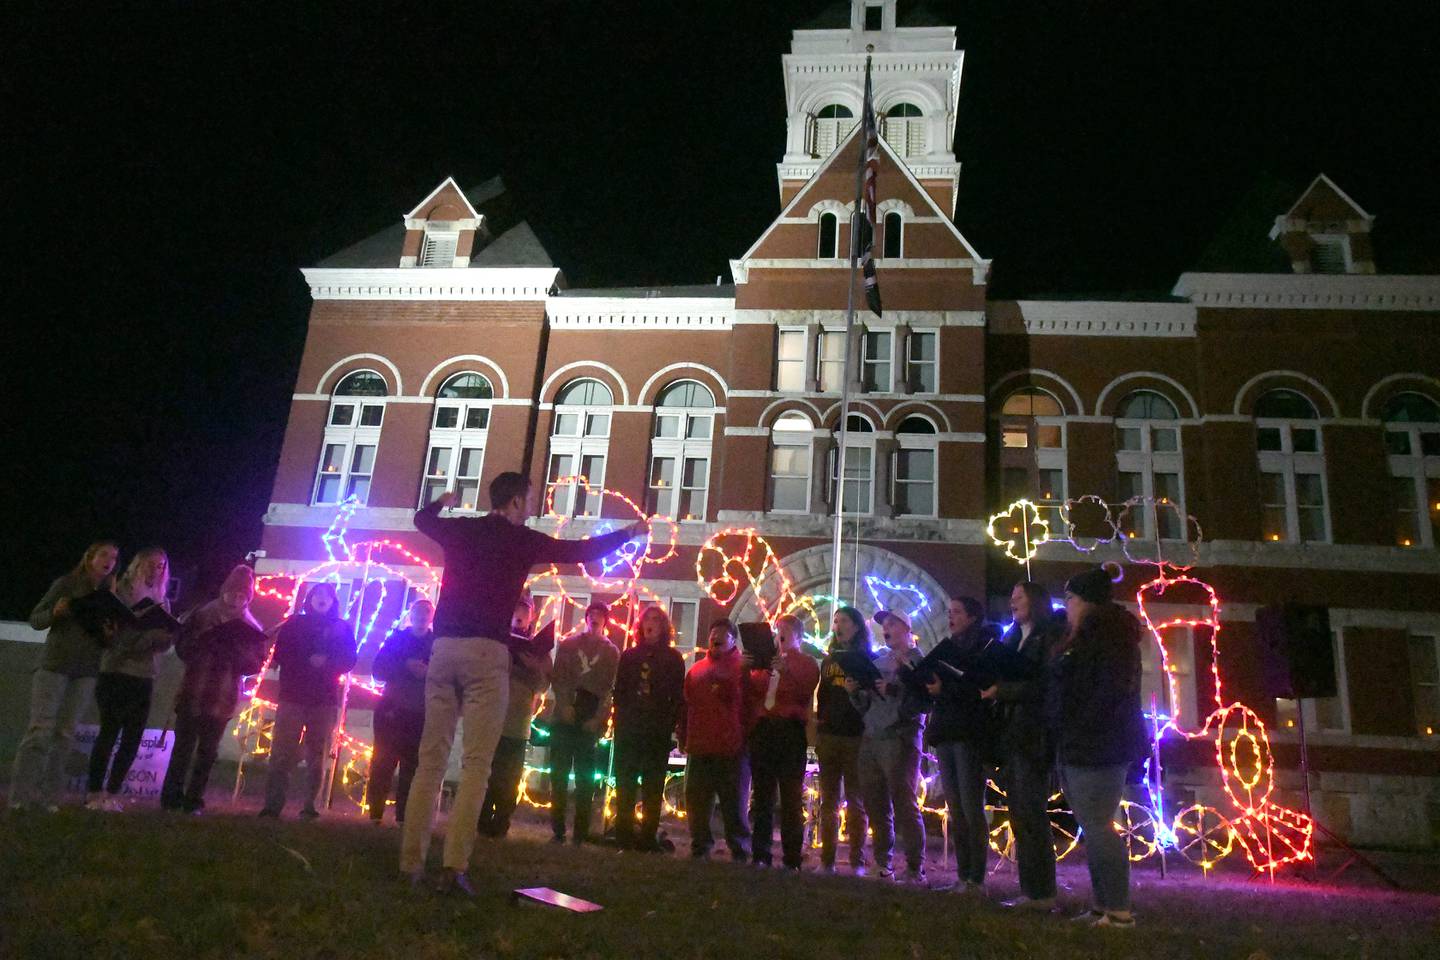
top-left (301, 267), bottom-right (561, 301)
top-left (546, 296), bottom-right (734, 330)
top-left (1173, 273), bottom-right (1440, 311)
top-left (733, 309), bottom-right (983, 327)
top-left (732, 257), bottom-right (985, 284)
top-left (1015, 301), bottom-right (1197, 339)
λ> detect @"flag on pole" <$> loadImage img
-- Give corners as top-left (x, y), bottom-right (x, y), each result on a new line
top-left (858, 57), bottom-right (882, 317)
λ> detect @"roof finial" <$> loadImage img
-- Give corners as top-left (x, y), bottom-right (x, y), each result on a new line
top-left (866, 43), bottom-right (875, 53)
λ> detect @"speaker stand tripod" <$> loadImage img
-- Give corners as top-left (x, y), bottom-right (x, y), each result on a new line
top-left (1295, 703), bottom-right (1403, 890)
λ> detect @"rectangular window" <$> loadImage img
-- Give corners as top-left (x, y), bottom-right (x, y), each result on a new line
top-left (1295, 472), bottom-right (1327, 542)
top-left (346, 444), bottom-right (376, 504)
top-left (1395, 477), bottom-right (1421, 547)
top-left (1118, 471), bottom-right (1146, 538)
top-left (771, 442), bottom-right (811, 512)
top-left (862, 331), bottom-right (892, 392)
top-left (1260, 471), bottom-right (1288, 542)
top-left (1154, 471), bottom-right (1182, 538)
top-left (579, 454), bottom-right (606, 516)
top-left (423, 446), bottom-right (452, 506)
top-left (315, 443), bottom-right (346, 504)
top-left (465, 408), bottom-right (490, 430)
top-left (434, 406), bottom-right (460, 429)
top-left (669, 599), bottom-right (700, 654)
top-left (330, 404), bottom-right (355, 426)
top-left (648, 456), bottom-right (675, 516)
top-left (894, 448), bottom-right (935, 516)
top-left (359, 404), bottom-right (384, 427)
top-left (1408, 635), bottom-right (1439, 737)
top-left (680, 457), bottom-right (709, 521)
top-left (834, 446), bottom-right (873, 515)
top-left (817, 330), bottom-right (846, 392)
top-left (864, 4), bottom-right (882, 30)
top-left (906, 330), bottom-right (937, 393)
top-left (455, 447), bottom-right (484, 512)
top-left (776, 329), bottom-right (807, 392)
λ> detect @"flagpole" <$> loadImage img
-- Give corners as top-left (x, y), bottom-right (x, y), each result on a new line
top-left (829, 51), bottom-right (874, 607)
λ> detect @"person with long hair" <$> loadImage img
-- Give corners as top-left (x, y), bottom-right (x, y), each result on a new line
top-left (814, 605), bottom-right (872, 874)
top-left (8, 541), bottom-right (120, 812)
top-left (1048, 568), bottom-right (1147, 929)
top-left (922, 596), bottom-right (1000, 893)
top-left (161, 564), bottom-right (269, 812)
top-left (986, 581), bottom-right (1065, 910)
top-left (86, 547), bottom-right (174, 810)
top-left (258, 582), bottom-right (357, 819)
top-left (611, 604), bottom-right (686, 852)
top-left (364, 599), bottom-right (435, 826)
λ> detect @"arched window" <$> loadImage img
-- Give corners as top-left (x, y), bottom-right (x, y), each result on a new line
top-left (649, 381), bottom-right (716, 521)
top-left (883, 211), bottom-right (903, 259)
top-left (818, 211), bottom-right (840, 259)
top-left (770, 413), bottom-right (814, 513)
top-left (811, 104), bottom-right (856, 158)
top-left (1383, 392), bottom-right (1440, 548)
top-left (894, 415), bottom-right (938, 517)
top-left (997, 387), bottom-right (1066, 523)
top-left (1114, 390), bottom-right (1185, 540)
top-left (421, 372), bottom-right (495, 511)
top-left (832, 414), bottom-right (876, 515)
top-left (883, 103), bottom-right (926, 157)
top-left (547, 378), bottom-right (614, 517)
top-left (314, 371), bottom-right (388, 505)
top-left (1255, 388), bottom-right (1328, 543)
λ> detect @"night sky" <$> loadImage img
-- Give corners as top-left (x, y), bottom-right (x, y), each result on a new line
top-left (6, 1), bottom-right (1438, 617)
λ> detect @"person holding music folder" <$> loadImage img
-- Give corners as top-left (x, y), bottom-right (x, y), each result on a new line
top-left (258, 581), bottom-right (357, 820)
top-left (611, 605), bottom-right (686, 853)
top-left (364, 599), bottom-right (435, 825)
top-left (846, 609), bottom-right (929, 885)
top-left (86, 547), bottom-right (177, 810)
top-left (1048, 568), bottom-right (1147, 929)
top-left (477, 598), bottom-right (553, 839)
top-left (548, 601), bottom-right (620, 845)
top-left (9, 541), bottom-right (120, 813)
top-left (744, 614), bottom-right (820, 870)
top-left (814, 605), bottom-right (873, 874)
top-left (161, 564), bottom-right (269, 812)
top-left (680, 619), bottom-right (751, 861)
top-left (400, 475), bottom-right (645, 895)
top-left (985, 581), bottom-right (1064, 910)
top-left (922, 597), bottom-right (1001, 893)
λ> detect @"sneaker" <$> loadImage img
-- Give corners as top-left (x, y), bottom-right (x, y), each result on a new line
top-left (85, 797), bottom-right (110, 812)
top-left (877, 866), bottom-right (895, 881)
top-left (1069, 908), bottom-right (1104, 923)
top-left (903, 868), bottom-right (927, 886)
top-left (1092, 912), bottom-right (1136, 929)
top-left (298, 807), bottom-right (320, 821)
top-left (852, 864), bottom-right (868, 878)
top-left (1004, 896), bottom-right (1059, 913)
top-left (434, 868), bottom-right (476, 897)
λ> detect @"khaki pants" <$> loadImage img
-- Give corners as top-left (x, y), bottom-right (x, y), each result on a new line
top-left (399, 636), bottom-right (511, 874)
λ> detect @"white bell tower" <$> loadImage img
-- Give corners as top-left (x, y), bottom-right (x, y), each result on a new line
top-left (777, 0), bottom-right (965, 215)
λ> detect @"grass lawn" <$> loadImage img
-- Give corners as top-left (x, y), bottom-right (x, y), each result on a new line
top-left (2, 804), bottom-right (1437, 960)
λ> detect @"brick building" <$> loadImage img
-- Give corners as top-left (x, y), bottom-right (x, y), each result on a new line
top-left (257, 1), bottom-right (1440, 847)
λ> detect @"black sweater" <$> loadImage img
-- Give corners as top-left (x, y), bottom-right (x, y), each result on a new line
top-left (1045, 604), bottom-right (1147, 768)
top-left (816, 646), bottom-right (869, 737)
top-left (923, 622), bottom-right (1001, 745)
top-left (613, 641), bottom-right (686, 743)
top-left (993, 616), bottom-right (1065, 759)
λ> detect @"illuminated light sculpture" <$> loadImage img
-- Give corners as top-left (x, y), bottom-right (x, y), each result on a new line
top-left (695, 528), bottom-right (802, 621)
top-left (1059, 494), bottom-right (1121, 554)
top-left (1118, 496), bottom-right (1204, 569)
top-left (235, 497), bottom-right (441, 811)
top-left (986, 499), bottom-right (1050, 577)
top-left (862, 575), bottom-right (930, 622)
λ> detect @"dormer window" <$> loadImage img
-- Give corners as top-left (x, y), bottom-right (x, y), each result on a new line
top-left (1309, 234), bottom-right (1350, 274)
top-left (419, 227), bottom-right (459, 268)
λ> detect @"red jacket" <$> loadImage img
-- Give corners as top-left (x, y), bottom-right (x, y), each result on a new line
top-left (747, 648), bottom-right (821, 728)
top-left (682, 645), bottom-right (746, 757)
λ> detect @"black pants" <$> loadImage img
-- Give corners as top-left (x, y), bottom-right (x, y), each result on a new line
top-left (1000, 747), bottom-right (1058, 899)
top-left (749, 718), bottom-right (808, 867)
top-left (613, 732), bottom-right (670, 850)
top-left (161, 712), bottom-right (229, 809)
top-left (548, 722), bottom-right (600, 841)
top-left (685, 753), bottom-right (749, 858)
top-left (366, 704), bottom-right (424, 823)
top-left (477, 735), bottom-right (528, 838)
top-left (88, 673), bottom-right (153, 795)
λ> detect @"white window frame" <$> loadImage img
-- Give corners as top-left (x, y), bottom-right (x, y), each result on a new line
top-left (1408, 633), bottom-right (1440, 738)
top-left (810, 106), bottom-right (857, 158)
top-left (906, 329), bottom-right (938, 393)
top-left (648, 382), bottom-right (715, 523)
top-left (419, 228), bottom-right (459, 268)
top-left (314, 372), bottom-right (386, 506)
top-left (769, 414), bottom-right (815, 514)
top-left (421, 373), bottom-right (494, 512)
top-left (817, 328), bottom-right (847, 393)
top-left (1138, 622), bottom-right (1197, 728)
top-left (1115, 393), bottom-right (1186, 541)
top-left (547, 380), bottom-right (613, 518)
top-left (861, 328), bottom-right (894, 393)
top-left (892, 417), bottom-right (938, 519)
top-left (1274, 629), bottom-right (1351, 735)
top-left (881, 106), bottom-right (927, 158)
top-left (776, 327), bottom-right (808, 393)
top-left (1256, 420), bottom-right (1330, 544)
top-left (997, 389), bottom-right (1068, 526)
top-left (667, 598), bottom-right (700, 655)
top-left (829, 415), bottom-right (877, 517)
top-left (1385, 413), bottom-right (1440, 549)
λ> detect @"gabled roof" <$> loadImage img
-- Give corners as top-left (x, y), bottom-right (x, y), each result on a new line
top-left (403, 175), bottom-right (480, 221)
top-left (470, 220), bottom-right (553, 268)
top-left (1282, 173), bottom-right (1374, 223)
top-left (737, 121), bottom-right (984, 264)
